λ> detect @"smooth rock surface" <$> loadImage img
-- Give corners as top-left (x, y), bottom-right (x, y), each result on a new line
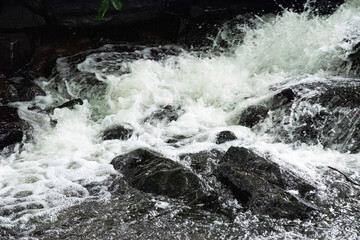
top-left (111, 149), bottom-right (218, 207)
top-left (0, 4), bottom-right (45, 29)
top-left (0, 33), bottom-right (33, 71)
top-left (217, 146), bottom-right (316, 219)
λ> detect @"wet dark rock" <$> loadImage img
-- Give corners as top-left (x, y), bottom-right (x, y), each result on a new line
top-left (218, 166), bottom-right (315, 219)
top-left (180, 149), bottom-right (223, 173)
top-left (56, 99), bottom-right (83, 109)
top-left (220, 147), bottom-right (315, 197)
top-left (17, 0), bottom-right (44, 12)
top-left (0, 106), bottom-right (27, 150)
top-left (111, 149), bottom-right (218, 208)
top-left (349, 41), bottom-right (360, 75)
top-left (238, 105), bottom-right (269, 128)
top-left (0, 4), bottom-right (46, 30)
top-left (0, 33), bottom-right (34, 72)
top-left (102, 125), bottom-right (133, 141)
top-left (307, 0), bottom-right (345, 15)
top-left (145, 105), bottom-right (184, 124)
top-left (269, 88), bottom-right (296, 109)
top-left (243, 80), bottom-right (360, 153)
top-left (44, 99), bottom-right (83, 117)
top-left (0, 75), bottom-right (46, 104)
top-left (216, 131), bottom-right (237, 144)
top-left (217, 146), bottom-right (316, 219)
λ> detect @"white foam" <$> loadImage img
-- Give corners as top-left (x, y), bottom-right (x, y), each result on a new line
top-left (1, 1), bottom-right (360, 230)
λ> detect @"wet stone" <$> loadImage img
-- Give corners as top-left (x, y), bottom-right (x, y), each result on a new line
top-left (239, 80), bottom-right (360, 153)
top-left (0, 33), bottom-right (33, 71)
top-left (180, 149), bottom-right (223, 173)
top-left (56, 99), bottom-right (83, 109)
top-left (217, 146), bottom-right (316, 219)
top-left (111, 149), bottom-right (219, 208)
top-left (145, 105), bottom-right (184, 124)
top-left (102, 125), bottom-right (133, 141)
top-left (215, 131), bottom-right (237, 144)
top-left (238, 105), bottom-right (269, 128)
top-left (220, 147), bottom-right (315, 197)
top-left (0, 75), bottom-right (46, 104)
top-left (349, 41), bottom-right (360, 75)
top-left (0, 106), bottom-right (27, 150)
top-left (0, 4), bottom-right (45, 30)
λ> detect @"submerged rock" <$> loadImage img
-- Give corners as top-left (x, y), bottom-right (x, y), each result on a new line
top-left (102, 125), bottom-right (133, 141)
top-left (111, 149), bottom-right (218, 208)
top-left (145, 105), bottom-right (184, 124)
top-left (217, 146), bottom-right (316, 219)
top-left (0, 106), bottom-right (28, 150)
top-left (215, 131), bottom-right (237, 144)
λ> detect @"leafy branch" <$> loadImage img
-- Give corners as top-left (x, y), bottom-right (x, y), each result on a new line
top-left (96, 0), bottom-right (123, 21)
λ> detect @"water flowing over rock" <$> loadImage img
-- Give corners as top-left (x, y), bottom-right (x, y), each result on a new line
top-left (144, 105), bottom-right (184, 125)
top-left (102, 125), bottom-right (133, 140)
top-left (1, 1), bottom-right (359, 239)
top-left (239, 80), bottom-right (360, 153)
top-left (217, 146), bottom-right (316, 219)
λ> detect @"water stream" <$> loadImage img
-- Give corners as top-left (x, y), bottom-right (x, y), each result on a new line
top-left (1, 1), bottom-right (360, 239)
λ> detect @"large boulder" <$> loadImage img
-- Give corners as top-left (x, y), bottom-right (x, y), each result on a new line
top-left (0, 106), bottom-right (28, 150)
top-left (11, 0), bottom-right (341, 30)
top-left (0, 75), bottom-right (46, 104)
top-left (217, 146), bottom-right (316, 219)
top-left (0, 33), bottom-right (34, 72)
top-left (0, 4), bottom-right (45, 30)
top-left (111, 149), bottom-right (218, 208)
top-left (238, 80), bottom-right (360, 153)
top-left (220, 147), bottom-right (315, 197)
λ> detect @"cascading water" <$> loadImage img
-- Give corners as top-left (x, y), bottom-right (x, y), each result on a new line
top-left (1, 1), bottom-right (360, 239)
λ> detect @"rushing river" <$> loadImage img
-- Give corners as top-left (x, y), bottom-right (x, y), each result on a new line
top-left (1, 1), bottom-right (360, 239)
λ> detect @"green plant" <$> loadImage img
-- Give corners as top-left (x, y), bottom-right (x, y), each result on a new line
top-left (96, 0), bottom-right (123, 20)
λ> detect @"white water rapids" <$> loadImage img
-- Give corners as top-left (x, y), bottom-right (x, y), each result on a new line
top-left (1, 1), bottom-right (360, 239)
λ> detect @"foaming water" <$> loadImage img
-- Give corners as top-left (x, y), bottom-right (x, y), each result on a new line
top-left (1, 1), bottom-right (360, 238)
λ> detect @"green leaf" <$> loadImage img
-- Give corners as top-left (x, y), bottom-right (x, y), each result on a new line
top-left (96, 0), bottom-right (110, 21)
top-left (111, 0), bottom-right (123, 10)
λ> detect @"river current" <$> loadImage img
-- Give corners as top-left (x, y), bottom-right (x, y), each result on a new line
top-left (1, 1), bottom-right (360, 239)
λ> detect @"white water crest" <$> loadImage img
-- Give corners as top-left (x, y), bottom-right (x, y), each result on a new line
top-left (1, 1), bottom-right (360, 238)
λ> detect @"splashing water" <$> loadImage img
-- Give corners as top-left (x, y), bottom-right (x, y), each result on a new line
top-left (1, 1), bottom-right (360, 238)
